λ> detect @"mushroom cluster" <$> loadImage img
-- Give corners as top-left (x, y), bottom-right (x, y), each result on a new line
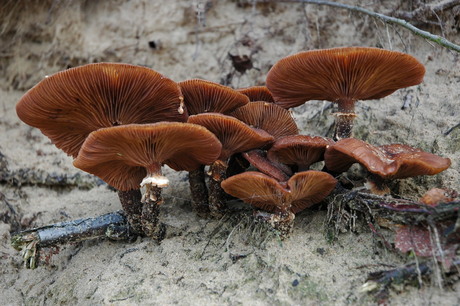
top-left (15, 47), bottom-right (451, 239)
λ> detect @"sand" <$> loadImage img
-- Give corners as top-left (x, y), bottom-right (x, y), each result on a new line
top-left (1, 0), bottom-right (459, 304)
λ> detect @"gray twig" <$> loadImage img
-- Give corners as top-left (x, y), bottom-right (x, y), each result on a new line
top-left (11, 211), bottom-right (131, 269)
top-left (392, 0), bottom-right (460, 22)
top-left (361, 257), bottom-right (460, 301)
top-left (444, 122), bottom-right (460, 136)
top-left (258, 0), bottom-right (460, 53)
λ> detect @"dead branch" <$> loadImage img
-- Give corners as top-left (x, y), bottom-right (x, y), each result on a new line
top-left (361, 257), bottom-right (460, 301)
top-left (324, 185), bottom-right (460, 300)
top-left (326, 185), bottom-right (460, 232)
top-left (392, 0), bottom-right (460, 23)
top-left (324, 182), bottom-right (460, 250)
top-left (11, 211), bottom-right (131, 269)
top-left (444, 122), bottom-right (460, 136)
top-left (257, 0), bottom-right (460, 53)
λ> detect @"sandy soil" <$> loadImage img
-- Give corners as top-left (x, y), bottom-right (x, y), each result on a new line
top-left (1, 0), bottom-right (459, 304)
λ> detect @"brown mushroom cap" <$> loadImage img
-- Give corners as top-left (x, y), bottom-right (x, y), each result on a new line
top-left (230, 101), bottom-right (298, 140)
top-left (237, 86), bottom-right (275, 102)
top-left (73, 122), bottom-right (222, 191)
top-left (324, 138), bottom-right (451, 179)
top-left (16, 63), bottom-right (186, 158)
top-left (242, 149), bottom-right (291, 182)
top-left (179, 79), bottom-right (249, 115)
top-left (187, 113), bottom-right (274, 161)
top-left (266, 47), bottom-right (425, 109)
top-left (221, 170), bottom-right (337, 214)
top-left (268, 135), bottom-right (334, 169)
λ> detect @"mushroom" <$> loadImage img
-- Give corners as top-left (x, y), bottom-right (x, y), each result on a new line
top-left (230, 101), bottom-right (298, 140)
top-left (178, 79), bottom-right (249, 216)
top-left (73, 122), bottom-right (222, 238)
top-left (267, 135), bottom-right (334, 172)
top-left (187, 113), bottom-right (274, 217)
top-left (221, 171), bottom-right (337, 237)
top-left (179, 79), bottom-right (249, 115)
top-left (266, 47), bottom-right (425, 140)
top-left (16, 63), bottom-right (186, 234)
top-left (237, 86), bottom-right (275, 102)
top-left (229, 101), bottom-right (299, 177)
top-left (324, 138), bottom-right (451, 194)
top-left (17, 62), bottom-right (186, 157)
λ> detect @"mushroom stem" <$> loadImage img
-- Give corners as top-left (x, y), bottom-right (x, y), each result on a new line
top-left (254, 210), bottom-right (295, 239)
top-left (140, 172), bottom-right (168, 239)
top-left (365, 173), bottom-right (391, 195)
top-left (208, 160), bottom-right (229, 218)
top-left (117, 189), bottom-right (144, 235)
top-left (334, 99), bottom-right (357, 140)
top-left (141, 184), bottom-right (164, 239)
top-left (226, 153), bottom-right (250, 177)
top-left (188, 166), bottom-right (210, 217)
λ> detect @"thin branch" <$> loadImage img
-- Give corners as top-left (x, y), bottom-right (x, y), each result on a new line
top-left (393, 0), bottom-right (460, 22)
top-left (361, 258), bottom-right (460, 301)
top-left (325, 184), bottom-right (460, 235)
top-left (11, 211), bottom-right (131, 269)
top-left (444, 121), bottom-right (460, 136)
top-left (258, 0), bottom-right (460, 53)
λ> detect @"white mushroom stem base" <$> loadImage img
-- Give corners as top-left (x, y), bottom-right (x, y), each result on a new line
top-left (139, 174), bottom-right (168, 239)
top-left (254, 210), bottom-right (296, 239)
top-left (140, 175), bottom-right (169, 202)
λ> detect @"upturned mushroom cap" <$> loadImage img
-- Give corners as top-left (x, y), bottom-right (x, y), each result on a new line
top-left (237, 86), bottom-right (275, 102)
top-left (73, 122), bottom-right (222, 191)
top-left (221, 171), bottom-right (337, 214)
top-left (16, 63), bottom-right (186, 158)
top-left (268, 135), bottom-right (334, 169)
top-left (266, 47), bottom-right (425, 109)
top-left (324, 138), bottom-right (451, 179)
top-left (188, 113), bottom-right (274, 161)
top-left (179, 79), bottom-right (249, 115)
top-left (230, 101), bottom-right (298, 140)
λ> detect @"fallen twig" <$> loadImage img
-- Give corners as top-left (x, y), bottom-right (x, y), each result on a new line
top-left (392, 0), bottom-right (460, 23)
top-left (11, 211), bottom-right (131, 269)
top-left (361, 257), bottom-right (460, 301)
top-left (258, 0), bottom-right (460, 53)
top-left (444, 122), bottom-right (460, 136)
top-left (324, 184), bottom-right (460, 300)
top-left (326, 185), bottom-right (460, 232)
top-left (360, 260), bottom-right (431, 300)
